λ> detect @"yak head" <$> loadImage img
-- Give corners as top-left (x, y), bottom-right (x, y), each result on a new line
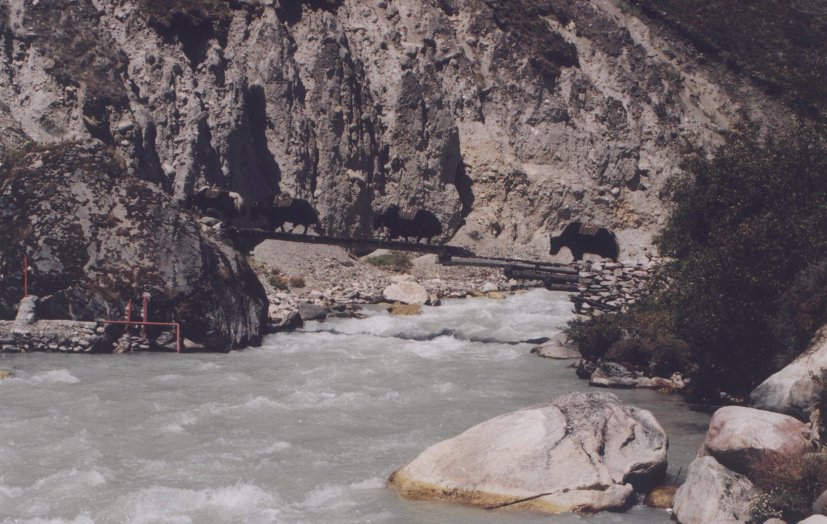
top-left (549, 235), bottom-right (563, 255)
top-left (373, 204), bottom-right (399, 230)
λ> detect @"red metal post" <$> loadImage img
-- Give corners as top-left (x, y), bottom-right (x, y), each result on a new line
top-left (97, 319), bottom-right (181, 354)
top-left (141, 293), bottom-right (149, 338)
top-left (23, 255), bottom-right (28, 298)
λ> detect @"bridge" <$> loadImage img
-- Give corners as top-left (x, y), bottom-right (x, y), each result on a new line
top-left (225, 228), bottom-right (582, 292)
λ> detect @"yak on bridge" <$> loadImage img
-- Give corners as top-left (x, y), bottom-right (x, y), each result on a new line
top-left (549, 221), bottom-right (619, 262)
top-left (373, 205), bottom-right (443, 244)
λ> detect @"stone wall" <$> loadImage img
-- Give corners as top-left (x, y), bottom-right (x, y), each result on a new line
top-left (0, 320), bottom-right (112, 353)
top-left (574, 260), bottom-right (656, 315)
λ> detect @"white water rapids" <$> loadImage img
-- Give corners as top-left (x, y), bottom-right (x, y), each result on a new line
top-left (0, 289), bottom-right (710, 523)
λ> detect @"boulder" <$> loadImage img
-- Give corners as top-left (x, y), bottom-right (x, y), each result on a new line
top-left (590, 362), bottom-right (638, 388)
top-left (388, 392), bottom-right (667, 514)
top-left (815, 489), bottom-right (827, 516)
top-left (269, 311), bottom-right (304, 333)
top-left (481, 282), bottom-right (498, 292)
top-left (0, 369), bottom-right (14, 379)
top-left (531, 332), bottom-right (580, 360)
top-left (800, 516), bottom-right (827, 524)
top-left (699, 406), bottom-right (810, 475)
top-left (297, 303), bottom-right (327, 322)
top-left (14, 296), bottom-right (38, 325)
top-left (750, 326), bottom-right (827, 420)
top-left (0, 143), bottom-right (267, 350)
top-left (382, 281), bottom-right (428, 305)
top-left (388, 302), bottom-right (422, 316)
top-left (673, 456), bottom-right (759, 524)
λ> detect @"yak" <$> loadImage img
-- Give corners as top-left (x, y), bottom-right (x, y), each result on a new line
top-left (373, 205), bottom-right (442, 243)
top-left (185, 185), bottom-right (245, 226)
top-left (251, 192), bottom-right (319, 234)
top-left (549, 221), bottom-right (619, 262)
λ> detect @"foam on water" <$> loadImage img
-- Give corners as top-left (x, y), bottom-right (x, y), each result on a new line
top-left (28, 369), bottom-right (80, 384)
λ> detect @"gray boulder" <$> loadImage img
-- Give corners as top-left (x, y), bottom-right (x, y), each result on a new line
top-left (382, 281), bottom-right (428, 305)
top-left (800, 516), bottom-right (827, 524)
top-left (815, 489), bottom-right (827, 516)
top-left (531, 332), bottom-right (580, 359)
top-left (750, 326), bottom-right (827, 420)
top-left (297, 303), bottom-right (328, 322)
top-left (673, 455), bottom-right (759, 524)
top-left (14, 296), bottom-right (38, 326)
top-left (590, 362), bottom-right (638, 388)
top-left (0, 143), bottom-right (267, 351)
top-left (700, 406), bottom-right (810, 475)
top-left (389, 392), bottom-right (667, 514)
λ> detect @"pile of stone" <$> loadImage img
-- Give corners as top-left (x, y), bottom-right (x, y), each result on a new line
top-left (0, 320), bottom-right (108, 353)
top-left (574, 260), bottom-right (655, 316)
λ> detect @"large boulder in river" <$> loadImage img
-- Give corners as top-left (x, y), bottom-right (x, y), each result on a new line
top-left (0, 142), bottom-right (267, 350)
top-left (531, 332), bottom-right (580, 359)
top-left (389, 392), bottom-right (667, 514)
top-left (673, 455), bottom-right (759, 524)
top-left (699, 406), bottom-right (810, 475)
top-left (750, 326), bottom-right (827, 420)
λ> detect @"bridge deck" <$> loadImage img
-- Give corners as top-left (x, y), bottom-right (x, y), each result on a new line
top-left (226, 228), bottom-right (476, 257)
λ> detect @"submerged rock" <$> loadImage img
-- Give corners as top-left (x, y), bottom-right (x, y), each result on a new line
top-left (699, 406), bottom-right (810, 475)
top-left (388, 392), bottom-right (667, 514)
top-left (0, 369), bottom-right (14, 379)
top-left (672, 455), bottom-right (758, 524)
top-left (387, 302), bottom-right (422, 316)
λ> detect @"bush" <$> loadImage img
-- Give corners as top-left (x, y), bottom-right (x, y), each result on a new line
top-left (749, 450), bottom-right (827, 522)
top-left (268, 275), bottom-right (288, 291)
top-left (363, 252), bottom-right (412, 273)
top-left (288, 276), bottom-right (306, 288)
top-left (565, 314), bottom-right (623, 362)
top-left (656, 125), bottom-right (827, 398)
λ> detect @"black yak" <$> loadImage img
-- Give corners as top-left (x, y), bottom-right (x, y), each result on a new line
top-left (549, 221), bottom-right (619, 262)
top-left (185, 185), bottom-right (245, 226)
top-left (373, 205), bottom-right (442, 243)
top-left (251, 193), bottom-right (319, 234)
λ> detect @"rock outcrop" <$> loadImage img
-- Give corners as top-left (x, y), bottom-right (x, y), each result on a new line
top-left (0, 0), bottom-right (788, 261)
top-left (672, 455), bottom-right (759, 524)
top-left (388, 391), bottom-right (667, 514)
top-left (0, 142), bottom-right (267, 350)
top-left (698, 406), bottom-right (810, 475)
top-left (750, 326), bottom-right (827, 421)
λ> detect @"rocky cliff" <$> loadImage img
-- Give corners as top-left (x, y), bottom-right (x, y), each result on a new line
top-left (0, 0), bottom-right (791, 262)
top-left (0, 141), bottom-right (267, 350)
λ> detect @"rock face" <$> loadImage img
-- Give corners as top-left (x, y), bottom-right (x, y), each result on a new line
top-left (388, 392), bottom-right (667, 514)
top-left (673, 455), bottom-right (759, 524)
top-left (0, 0), bottom-right (787, 261)
top-left (531, 332), bottom-right (580, 359)
top-left (750, 326), bottom-right (827, 420)
top-left (699, 406), bottom-right (811, 475)
top-left (14, 296), bottom-right (38, 325)
top-left (382, 281), bottom-right (428, 305)
top-left (0, 142), bottom-right (267, 350)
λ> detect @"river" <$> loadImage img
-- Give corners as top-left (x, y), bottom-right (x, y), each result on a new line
top-left (0, 289), bottom-right (710, 523)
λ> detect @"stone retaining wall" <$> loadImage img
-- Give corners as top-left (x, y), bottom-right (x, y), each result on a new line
top-left (574, 260), bottom-right (656, 315)
top-left (0, 320), bottom-right (111, 353)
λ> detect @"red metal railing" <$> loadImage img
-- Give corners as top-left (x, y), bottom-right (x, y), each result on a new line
top-left (97, 319), bottom-right (181, 353)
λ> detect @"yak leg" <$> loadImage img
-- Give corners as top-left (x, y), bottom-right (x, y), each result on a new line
top-left (302, 224), bottom-right (308, 235)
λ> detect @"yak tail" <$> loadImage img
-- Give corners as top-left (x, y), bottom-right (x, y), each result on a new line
top-left (229, 192), bottom-right (245, 213)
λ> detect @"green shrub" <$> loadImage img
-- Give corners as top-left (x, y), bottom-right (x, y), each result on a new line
top-left (656, 125), bottom-right (827, 398)
top-left (565, 315), bottom-right (623, 362)
top-left (363, 252), bottom-right (412, 273)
